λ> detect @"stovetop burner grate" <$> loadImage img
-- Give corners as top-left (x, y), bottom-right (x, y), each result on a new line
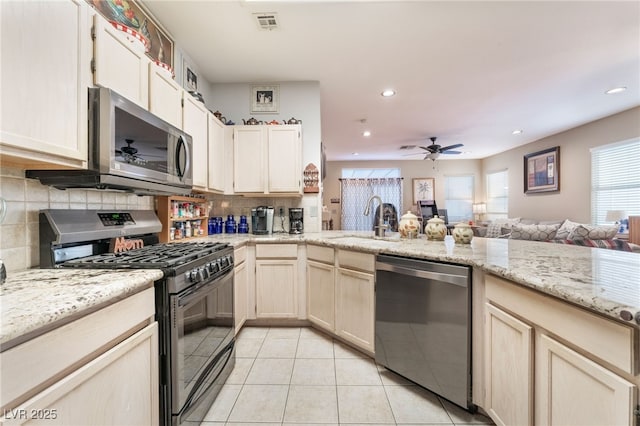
top-left (64, 241), bottom-right (230, 269)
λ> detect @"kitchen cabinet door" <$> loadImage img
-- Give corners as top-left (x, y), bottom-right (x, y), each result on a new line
top-left (484, 303), bottom-right (534, 426)
top-left (335, 267), bottom-right (375, 353)
top-left (535, 333), bottom-right (636, 426)
top-left (234, 259), bottom-right (248, 335)
top-left (93, 14), bottom-right (149, 108)
top-left (307, 260), bottom-right (335, 332)
top-left (208, 115), bottom-right (226, 193)
top-left (255, 260), bottom-right (298, 318)
top-left (0, 0), bottom-right (90, 169)
top-left (10, 323), bottom-right (159, 425)
top-left (267, 125), bottom-right (302, 193)
top-left (148, 63), bottom-right (182, 128)
top-left (233, 126), bottom-right (266, 193)
top-left (182, 93), bottom-right (209, 190)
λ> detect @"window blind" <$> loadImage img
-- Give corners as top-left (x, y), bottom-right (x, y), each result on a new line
top-left (591, 138), bottom-right (640, 225)
top-left (486, 169), bottom-right (509, 221)
top-left (444, 175), bottom-right (474, 222)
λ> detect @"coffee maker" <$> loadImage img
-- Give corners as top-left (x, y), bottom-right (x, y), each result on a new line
top-left (251, 206), bottom-right (274, 235)
top-left (289, 208), bottom-right (304, 234)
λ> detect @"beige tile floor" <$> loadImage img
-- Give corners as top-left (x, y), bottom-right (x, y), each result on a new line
top-left (200, 326), bottom-right (494, 425)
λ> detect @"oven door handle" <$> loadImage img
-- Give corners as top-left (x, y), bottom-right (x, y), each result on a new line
top-left (178, 269), bottom-right (232, 307)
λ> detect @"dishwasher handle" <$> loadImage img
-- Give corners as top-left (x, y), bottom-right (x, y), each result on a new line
top-left (376, 262), bottom-right (468, 288)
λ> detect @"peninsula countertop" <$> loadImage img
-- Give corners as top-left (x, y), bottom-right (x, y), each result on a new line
top-left (205, 231), bottom-right (640, 327)
top-left (0, 268), bottom-right (163, 350)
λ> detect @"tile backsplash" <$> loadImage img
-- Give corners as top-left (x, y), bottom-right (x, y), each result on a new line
top-left (0, 166), bottom-right (321, 273)
top-left (0, 167), bottom-right (154, 272)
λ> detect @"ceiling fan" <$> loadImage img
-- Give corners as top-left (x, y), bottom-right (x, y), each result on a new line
top-left (115, 139), bottom-right (164, 166)
top-left (403, 137), bottom-right (464, 161)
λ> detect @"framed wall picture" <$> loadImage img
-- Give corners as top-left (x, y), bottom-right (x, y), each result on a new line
top-left (413, 178), bottom-right (435, 204)
top-left (88, 0), bottom-right (174, 68)
top-left (524, 146), bottom-right (560, 193)
top-left (251, 85), bottom-right (279, 113)
top-left (183, 60), bottom-right (198, 91)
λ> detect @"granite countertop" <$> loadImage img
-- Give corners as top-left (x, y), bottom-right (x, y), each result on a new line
top-left (0, 269), bottom-right (163, 351)
top-left (203, 231), bottom-right (640, 327)
top-left (2, 230), bottom-right (638, 350)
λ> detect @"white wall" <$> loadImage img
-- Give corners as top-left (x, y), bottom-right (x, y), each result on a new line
top-left (207, 81), bottom-right (323, 232)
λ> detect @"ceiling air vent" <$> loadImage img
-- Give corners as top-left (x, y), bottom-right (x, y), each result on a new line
top-left (253, 12), bottom-right (279, 30)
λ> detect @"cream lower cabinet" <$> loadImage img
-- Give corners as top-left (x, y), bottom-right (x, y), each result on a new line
top-left (485, 303), bottom-right (534, 426)
top-left (307, 245), bottom-right (336, 332)
top-left (535, 333), bottom-right (636, 426)
top-left (10, 323), bottom-right (158, 426)
top-left (1, 287), bottom-right (158, 424)
top-left (255, 244), bottom-right (298, 318)
top-left (0, 0), bottom-right (91, 169)
top-left (484, 275), bottom-right (638, 426)
top-left (335, 250), bottom-right (375, 354)
top-left (234, 246), bottom-right (248, 334)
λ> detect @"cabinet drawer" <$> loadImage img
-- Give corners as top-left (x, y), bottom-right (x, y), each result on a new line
top-left (337, 249), bottom-right (375, 273)
top-left (255, 243), bottom-right (297, 259)
top-left (486, 274), bottom-right (637, 375)
top-left (307, 245), bottom-right (334, 264)
top-left (234, 245), bottom-right (247, 265)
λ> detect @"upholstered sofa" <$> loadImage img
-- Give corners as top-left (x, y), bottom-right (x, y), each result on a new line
top-left (476, 218), bottom-right (639, 252)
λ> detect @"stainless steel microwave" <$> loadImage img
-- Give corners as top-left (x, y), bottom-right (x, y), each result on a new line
top-left (27, 87), bottom-right (193, 195)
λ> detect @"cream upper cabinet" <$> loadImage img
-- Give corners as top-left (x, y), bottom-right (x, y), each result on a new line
top-left (182, 93), bottom-right (209, 190)
top-left (307, 245), bottom-right (336, 332)
top-left (335, 250), bottom-right (375, 354)
top-left (484, 274), bottom-right (638, 426)
top-left (208, 114), bottom-right (227, 193)
top-left (267, 125), bottom-right (302, 193)
top-left (0, 0), bottom-right (91, 169)
top-left (233, 124), bottom-right (302, 195)
top-left (484, 303), bottom-right (533, 426)
top-left (233, 126), bottom-right (266, 193)
top-left (255, 244), bottom-right (298, 318)
top-left (93, 14), bottom-right (149, 108)
top-left (148, 64), bottom-right (182, 128)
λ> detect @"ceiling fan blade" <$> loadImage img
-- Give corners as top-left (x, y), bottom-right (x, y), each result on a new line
top-left (420, 145), bottom-right (439, 152)
top-left (439, 143), bottom-right (464, 151)
top-left (441, 150), bottom-right (462, 155)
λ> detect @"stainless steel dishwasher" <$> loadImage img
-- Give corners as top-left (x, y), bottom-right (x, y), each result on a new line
top-left (375, 254), bottom-right (474, 411)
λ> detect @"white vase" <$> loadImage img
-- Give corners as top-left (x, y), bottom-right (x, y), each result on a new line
top-left (425, 216), bottom-right (446, 241)
top-left (398, 211), bottom-right (420, 238)
top-left (453, 222), bottom-right (474, 244)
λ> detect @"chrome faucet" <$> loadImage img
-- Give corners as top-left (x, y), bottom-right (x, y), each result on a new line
top-left (363, 195), bottom-right (388, 238)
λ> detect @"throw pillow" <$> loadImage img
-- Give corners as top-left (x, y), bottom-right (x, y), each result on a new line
top-left (509, 223), bottom-right (560, 241)
top-left (554, 219), bottom-right (580, 240)
top-left (485, 223), bottom-right (504, 238)
top-left (494, 217), bottom-right (521, 229)
top-left (567, 224), bottom-right (618, 240)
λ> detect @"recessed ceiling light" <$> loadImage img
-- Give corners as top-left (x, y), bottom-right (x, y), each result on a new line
top-left (352, 152), bottom-right (359, 156)
top-left (381, 89), bottom-right (396, 97)
top-left (605, 86), bottom-right (627, 95)
top-left (363, 130), bottom-right (371, 137)
top-left (512, 129), bottom-right (523, 135)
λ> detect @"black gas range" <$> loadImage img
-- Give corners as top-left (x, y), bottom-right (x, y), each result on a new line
top-left (39, 210), bottom-right (235, 426)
